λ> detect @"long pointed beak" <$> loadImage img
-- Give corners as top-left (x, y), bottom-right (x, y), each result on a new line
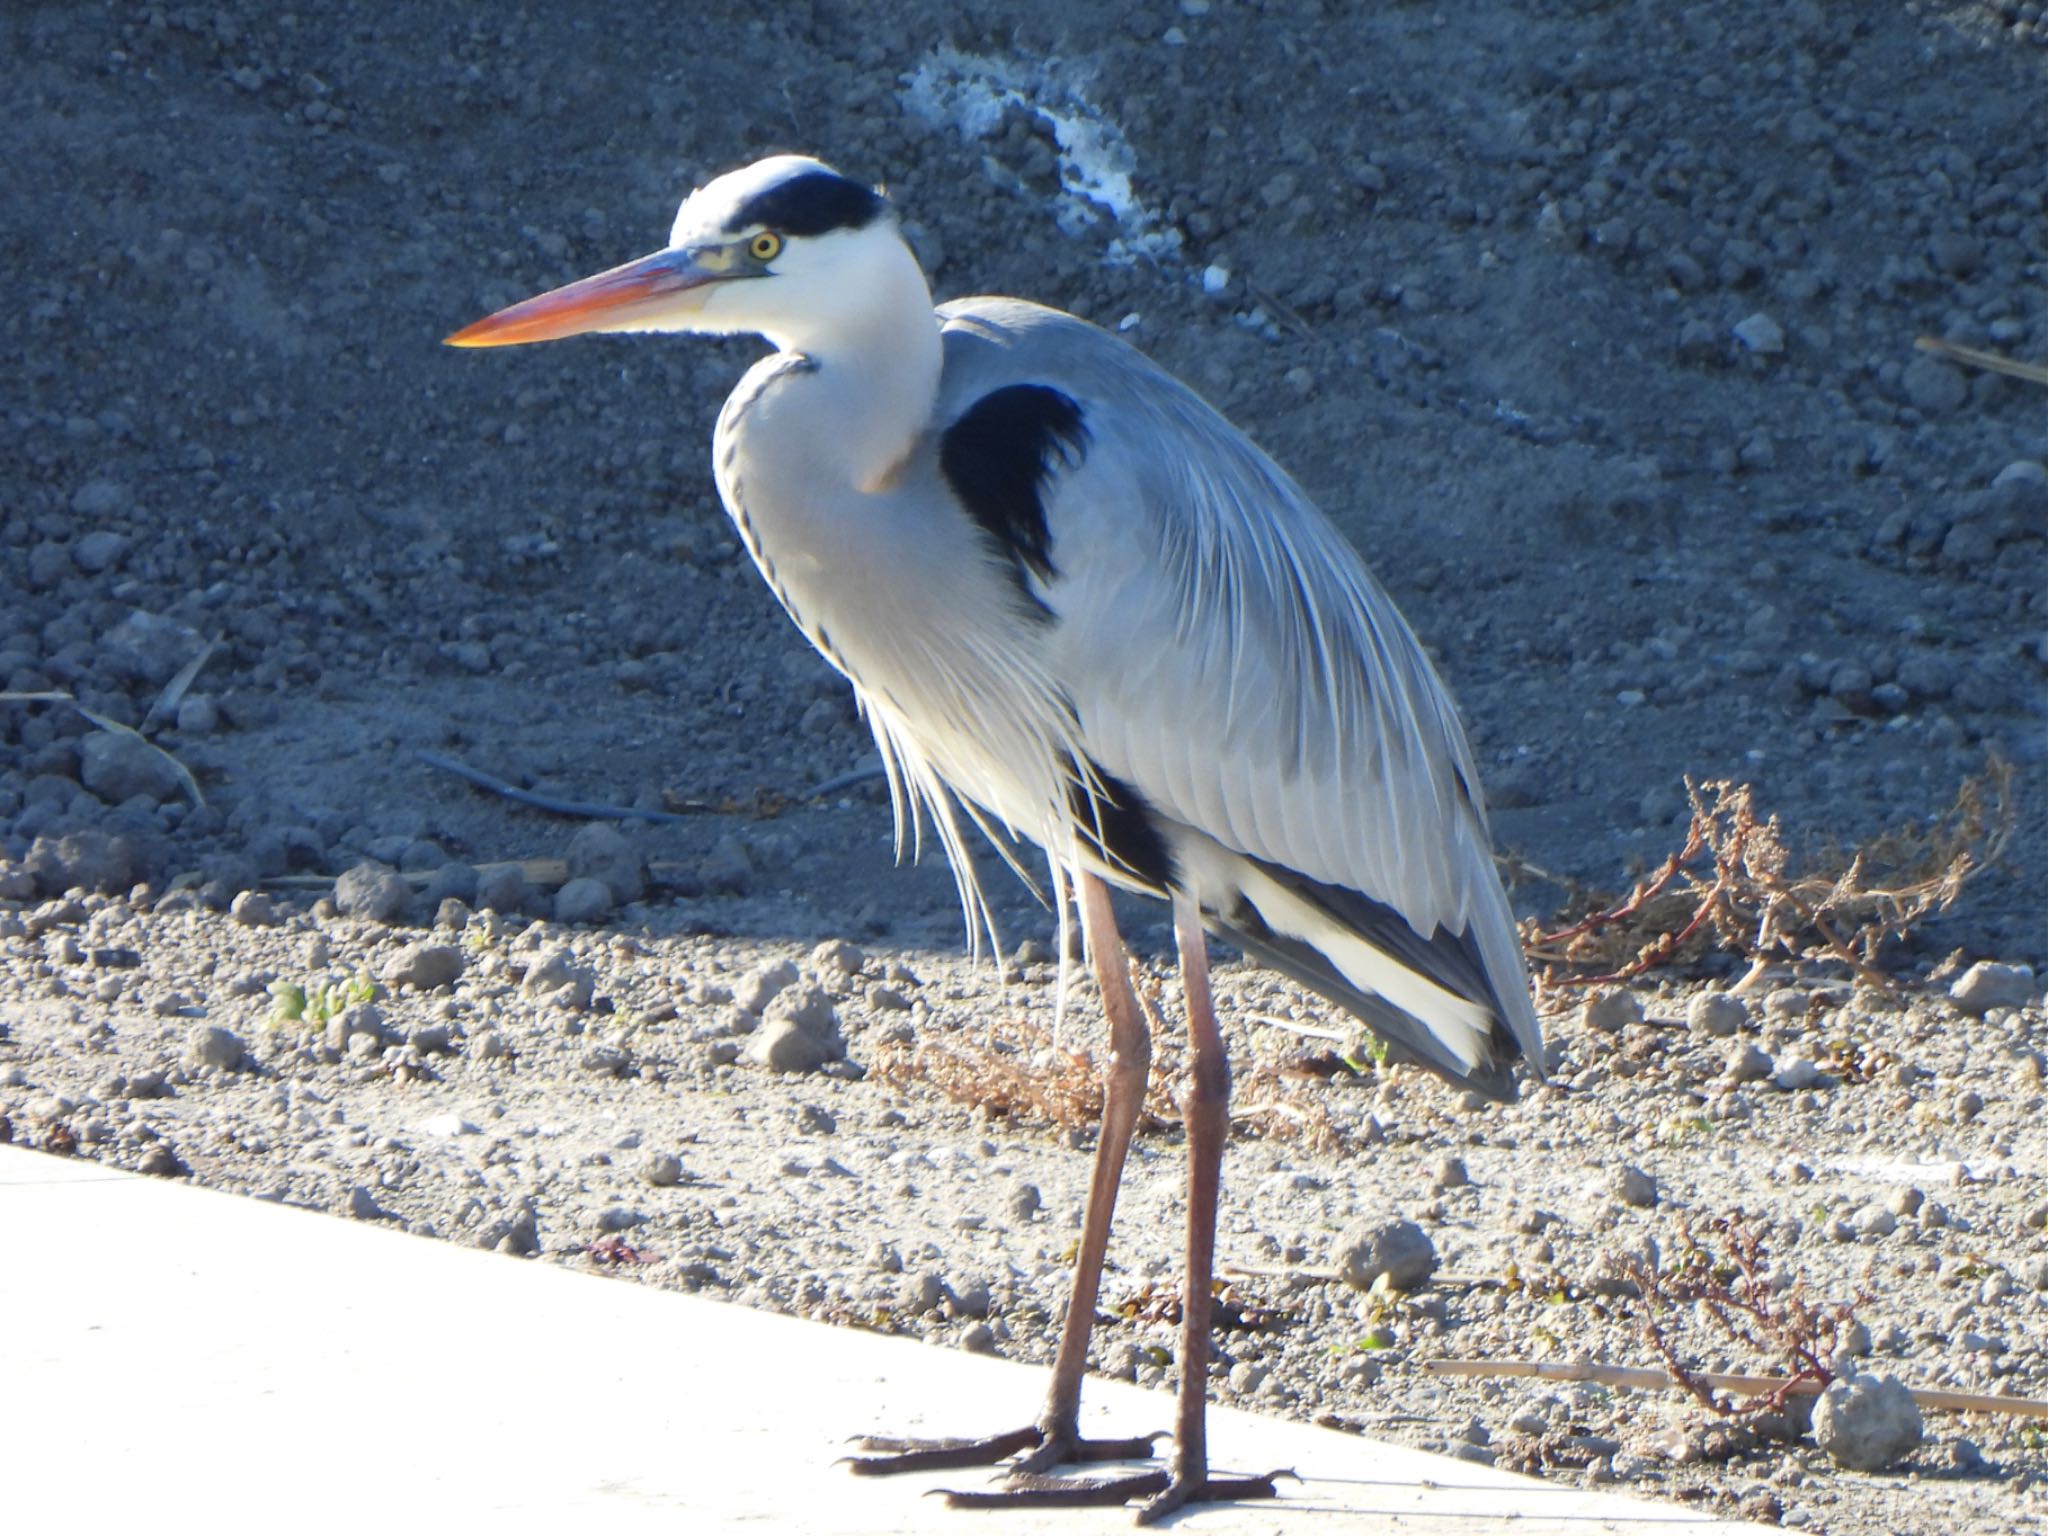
top-left (444, 245), bottom-right (733, 348)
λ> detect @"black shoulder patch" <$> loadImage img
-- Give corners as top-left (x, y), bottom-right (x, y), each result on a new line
top-left (939, 384), bottom-right (1087, 604)
top-left (1071, 760), bottom-right (1176, 895)
top-left (726, 170), bottom-right (886, 237)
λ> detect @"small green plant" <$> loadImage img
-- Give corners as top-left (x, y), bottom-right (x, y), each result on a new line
top-left (268, 971), bottom-right (379, 1028)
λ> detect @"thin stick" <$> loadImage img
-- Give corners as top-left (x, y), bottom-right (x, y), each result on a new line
top-left (1914, 335), bottom-right (2048, 388)
top-left (808, 761), bottom-right (888, 799)
top-left (1422, 1358), bottom-right (2048, 1419)
top-left (416, 751), bottom-right (699, 824)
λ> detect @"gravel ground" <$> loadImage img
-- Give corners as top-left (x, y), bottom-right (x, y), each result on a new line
top-left (4, 2), bottom-right (2046, 1532)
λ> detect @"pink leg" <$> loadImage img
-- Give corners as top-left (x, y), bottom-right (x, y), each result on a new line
top-left (1133, 895), bottom-right (1279, 1523)
top-left (848, 872), bottom-right (1158, 1482)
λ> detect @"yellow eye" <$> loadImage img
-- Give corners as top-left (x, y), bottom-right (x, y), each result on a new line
top-left (749, 231), bottom-right (783, 262)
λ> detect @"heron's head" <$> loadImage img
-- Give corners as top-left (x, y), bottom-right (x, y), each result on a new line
top-left (446, 156), bottom-right (916, 353)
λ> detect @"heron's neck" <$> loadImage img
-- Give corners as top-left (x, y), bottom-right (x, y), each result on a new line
top-left (769, 247), bottom-right (941, 493)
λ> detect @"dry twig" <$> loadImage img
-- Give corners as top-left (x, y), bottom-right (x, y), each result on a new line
top-left (1519, 763), bottom-right (2014, 992)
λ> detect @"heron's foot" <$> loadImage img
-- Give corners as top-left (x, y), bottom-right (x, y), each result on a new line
top-left (1134, 1468), bottom-right (1288, 1525)
top-left (938, 1466), bottom-right (1286, 1518)
top-left (846, 1425), bottom-right (1160, 1478)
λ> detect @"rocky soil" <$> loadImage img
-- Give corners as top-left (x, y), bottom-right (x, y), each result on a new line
top-left (3, 2), bottom-right (2045, 1532)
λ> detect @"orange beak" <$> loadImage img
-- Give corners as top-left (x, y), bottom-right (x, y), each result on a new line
top-left (444, 245), bottom-right (735, 347)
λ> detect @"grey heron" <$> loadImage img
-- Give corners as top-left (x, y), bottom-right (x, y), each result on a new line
top-left (449, 154), bottom-right (1545, 1521)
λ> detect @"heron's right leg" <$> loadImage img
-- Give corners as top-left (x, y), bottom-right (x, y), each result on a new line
top-left (846, 872), bottom-right (1158, 1479)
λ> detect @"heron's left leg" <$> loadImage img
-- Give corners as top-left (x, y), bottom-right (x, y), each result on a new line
top-left (947, 897), bottom-right (1282, 1515)
top-left (846, 872), bottom-right (1160, 1484)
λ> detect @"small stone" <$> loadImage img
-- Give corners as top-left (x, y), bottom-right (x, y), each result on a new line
top-left (70, 479), bottom-right (132, 517)
top-left (1687, 991), bottom-right (1748, 1037)
top-left (25, 831), bottom-right (136, 895)
top-left (383, 942), bottom-right (463, 990)
top-left (809, 938), bottom-right (865, 976)
top-left (1812, 1372), bottom-right (1922, 1471)
top-left (519, 947), bottom-right (593, 1009)
top-left (1888, 1186), bottom-right (1925, 1218)
top-left (1335, 1218), bottom-right (1438, 1292)
top-left (643, 1153), bottom-right (683, 1187)
top-left (174, 694), bottom-right (218, 734)
top-left (184, 1024), bottom-right (243, 1072)
top-left (1949, 961), bottom-right (2033, 1016)
top-left (698, 834), bottom-right (753, 895)
top-left (958, 1323), bottom-right (997, 1354)
top-left (1008, 1181), bottom-right (1043, 1221)
top-left (552, 876), bottom-right (613, 924)
top-left (1732, 312), bottom-right (1785, 353)
top-left (1431, 1154), bottom-right (1470, 1191)
top-left (866, 983), bottom-right (911, 1012)
top-left (597, 1206), bottom-right (645, 1233)
top-left (347, 1184), bottom-right (390, 1221)
top-left (1580, 989), bottom-right (1641, 1033)
top-left (79, 731), bottom-right (186, 804)
top-left (794, 1102), bottom-right (837, 1135)
top-left (1772, 1056), bottom-right (1821, 1091)
top-left (742, 1019), bottom-right (839, 1074)
top-left (566, 822), bottom-right (646, 903)
top-left (1725, 1042), bottom-right (1773, 1083)
top-left (473, 863), bottom-right (528, 913)
top-left (1611, 1164), bottom-right (1657, 1208)
top-left (1900, 354), bottom-right (1966, 415)
top-left (409, 1023), bottom-right (452, 1055)
top-left (72, 529), bottom-right (133, 573)
top-left (333, 861), bottom-right (411, 923)
top-left (136, 1143), bottom-right (185, 1177)
top-left (1851, 1203), bottom-right (1897, 1238)
top-left (229, 890), bottom-right (277, 927)
top-left (734, 959), bottom-right (800, 1016)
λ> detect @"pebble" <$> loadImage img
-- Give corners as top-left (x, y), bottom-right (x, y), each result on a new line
top-left (1725, 1042), bottom-right (1773, 1083)
top-left (519, 947), bottom-right (593, 1009)
top-left (1334, 1218), bottom-right (1437, 1292)
top-left (734, 960), bottom-right (801, 1016)
top-left (643, 1153), bottom-right (683, 1187)
top-left (743, 1018), bottom-right (843, 1074)
top-left (136, 1143), bottom-right (184, 1177)
top-left (1687, 991), bottom-right (1748, 1037)
top-left (566, 822), bottom-right (646, 903)
top-left (72, 528), bottom-right (133, 573)
top-left (79, 731), bottom-right (186, 805)
top-left (1430, 1154), bottom-right (1469, 1191)
top-left (382, 942), bottom-right (463, 990)
top-left (1772, 1056), bottom-right (1821, 1091)
top-left (1811, 1372), bottom-right (1922, 1471)
top-left (552, 876), bottom-right (613, 924)
top-left (1899, 354), bottom-right (1966, 415)
top-left (474, 863), bottom-right (528, 913)
top-left (421, 1112), bottom-right (480, 1136)
top-left (1008, 1181), bottom-right (1042, 1221)
top-left (1580, 990), bottom-right (1641, 1033)
top-left (333, 861), bottom-right (411, 923)
top-left (1948, 961), bottom-right (2033, 1015)
top-left (69, 479), bottom-right (132, 517)
top-left (1850, 1203), bottom-right (1896, 1238)
top-left (698, 834), bottom-right (754, 895)
top-left (866, 983), bottom-right (911, 1012)
top-left (1732, 312), bottom-right (1785, 353)
top-left (810, 938), bottom-right (865, 976)
top-left (347, 1184), bottom-right (390, 1221)
top-left (184, 1024), bottom-right (244, 1072)
top-left (229, 890), bottom-right (277, 927)
top-left (1610, 1164), bottom-right (1657, 1208)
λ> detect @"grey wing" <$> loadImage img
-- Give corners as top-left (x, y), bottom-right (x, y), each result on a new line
top-left (937, 298), bottom-right (1543, 1088)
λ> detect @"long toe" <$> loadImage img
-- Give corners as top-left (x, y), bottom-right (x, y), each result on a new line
top-left (940, 1470), bottom-right (1172, 1510)
top-left (845, 1426), bottom-right (1042, 1475)
top-left (1009, 1430), bottom-right (1163, 1477)
top-left (1135, 1469), bottom-right (1287, 1525)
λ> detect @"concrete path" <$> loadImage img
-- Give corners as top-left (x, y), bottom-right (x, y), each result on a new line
top-left (0, 1144), bottom-right (1771, 1532)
